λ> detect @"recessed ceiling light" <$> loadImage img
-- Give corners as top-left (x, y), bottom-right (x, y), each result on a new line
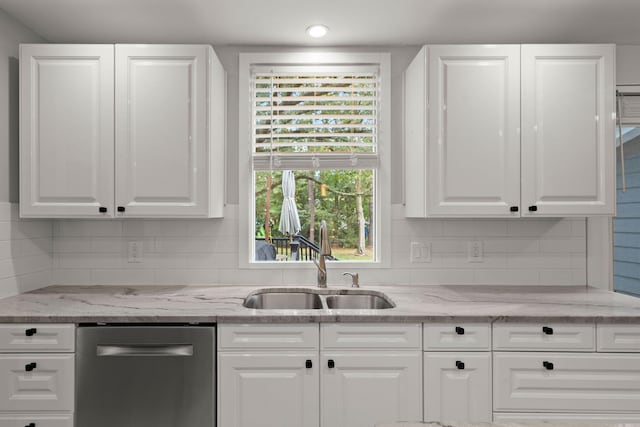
top-left (306, 24), bottom-right (329, 38)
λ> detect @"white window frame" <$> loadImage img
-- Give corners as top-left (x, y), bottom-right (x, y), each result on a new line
top-left (238, 52), bottom-right (391, 269)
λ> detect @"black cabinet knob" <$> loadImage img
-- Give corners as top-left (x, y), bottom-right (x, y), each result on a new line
top-left (543, 361), bottom-right (554, 370)
top-left (456, 360), bottom-right (465, 370)
top-left (25, 423), bottom-right (35, 427)
top-left (25, 362), bottom-right (37, 372)
top-left (510, 206), bottom-right (519, 212)
top-left (328, 359), bottom-right (335, 369)
top-left (99, 207), bottom-right (107, 213)
top-left (528, 205), bottom-right (538, 212)
top-left (542, 326), bottom-right (554, 335)
top-left (117, 206), bottom-right (126, 213)
top-left (455, 326), bottom-right (465, 335)
top-left (25, 328), bottom-right (37, 337)
top-left (305, 360), bottom-right (312, 369)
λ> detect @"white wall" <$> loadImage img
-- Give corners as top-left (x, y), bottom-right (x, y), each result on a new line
top-left (617, 45), bottom-right (640, 85)
top-left (0, 8), bottom-right (52, 298)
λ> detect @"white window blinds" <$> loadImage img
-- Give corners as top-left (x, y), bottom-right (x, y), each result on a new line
top-left (252, 66), bottom-right (380, 170)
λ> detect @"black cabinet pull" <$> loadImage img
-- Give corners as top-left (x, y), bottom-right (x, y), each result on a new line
top-left (528, 205), bottom-right (538, 212)
top-left (25, 362), bottom-right (37, 372)
top-left (455, 326), bottom-right (465, 335)
top-left (543, 361), bottom-right (554, 370)
top-left (25, 423), bottom-right (35, 427)
top-left (99, 207), bottom-right (107, 213)
top-left (25, 328), bottom-right (37, 337)
top-left (117, 206), bottom-right (126, 212)
top-left (542, 326), bottom-right (554, 335)
top-left (305, 360), bottom-right (312, 369)
top-left (455, 360), bottom-right (465, 370)
top-left (510, 206), bottom-right (519, 212)
top-left (328, 359), bottom-right (335, 369)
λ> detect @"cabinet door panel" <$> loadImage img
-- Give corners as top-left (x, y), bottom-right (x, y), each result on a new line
top-left (428, 45), bottom-right (521, 217)
top-left (115, 45), bottom-right (209, 217)
top-left (0, 354), bottom-right (74, 411)
top-left (521, 44), bottom-right (615, 216)
top-left (424, 352), bottom-right (491, 422)
top-left (493, 352), bottom-right (640, 412)
top-left (218, 353), bottom-right (319, 427)
top-left (20, 44), bottom-right (114, 217)
top-left (0, 414), bottom-right (73, 427)
top-left (321, 352), bottom-right (422, 427)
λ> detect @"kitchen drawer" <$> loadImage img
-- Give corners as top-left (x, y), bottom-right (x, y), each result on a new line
top-left (0, 414), bottom-right (73, 427)
top-left (423, 322), bottom-right (490, 351)
top-left (597, 324), bottom-right (640, 352)
top-left (493, 322), bottom-right (595, 351)
top-left (493, 352), bottom-right (640, 413)
top-left (321, 323), bottom-right (421, 350)
top-left (0, 324), bottom-right (75, 352)
top-left (218, 324), bottom-right (319, 350)
top-left (0, 354), bottom-right (74, 411)
top-left (493, 412), bottom-right (640, 422)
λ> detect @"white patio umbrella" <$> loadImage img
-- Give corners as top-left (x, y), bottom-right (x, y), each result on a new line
top-left (278, 170), bottom-right (301, 236)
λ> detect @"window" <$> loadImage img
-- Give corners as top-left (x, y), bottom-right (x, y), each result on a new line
top-left (238, 53), bottom-right (391, 267)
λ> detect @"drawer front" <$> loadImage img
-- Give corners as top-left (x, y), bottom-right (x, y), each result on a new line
top-left (321, 323), bottom-right (421, 350)
top-left (493, 412), bottom-right (640, 422)
top-left (493, 323), bottom-right (595, 351)
top-left (218, 324), bottom-right (319, 350)
top-left (493, 352), bottom-right (640, 412)
top-left (0, 414), bottom-right (73, 427)
top-left (597, 324), bottom-right (640, 352)
top-left (0, 354), bottom-right (74, 411)
top-left (0, 324), bottom-right (75, 352)
top-left (423, 323), bottom-right (490, 351)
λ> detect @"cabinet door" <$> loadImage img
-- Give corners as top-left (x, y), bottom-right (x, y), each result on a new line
top-left (0, 354), bottom-right (74, 411)
top-left (493, 352), bottom-right (640, 412)
top-left (218, 353), bottom-right (319, 427)
top-left (321, 352), bottom-right (422, 427)
top-left (115, 45), bottom-right (211, 217)
top-left (20, 44), bottom-right (114, 218)
top-left (521, 44), bottom-right (615, 216)
top-left (428, 45), bottom-right (521, 217)
top-left (423, 352), bottom-right (492, 422)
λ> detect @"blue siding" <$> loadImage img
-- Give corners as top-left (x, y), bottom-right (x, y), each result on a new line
top-left (614, 137), bottom-right (640, 296)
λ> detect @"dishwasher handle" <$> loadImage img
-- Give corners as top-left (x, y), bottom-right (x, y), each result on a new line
top-left (97, 344), bottom-right (194, 357)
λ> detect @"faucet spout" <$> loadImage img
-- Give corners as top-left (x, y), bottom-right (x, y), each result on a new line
top-left (315, 220), bottom-right (331, 288)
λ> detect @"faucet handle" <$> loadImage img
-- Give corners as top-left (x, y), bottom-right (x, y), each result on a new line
top-left (343, 272), bottom-right (359, 288)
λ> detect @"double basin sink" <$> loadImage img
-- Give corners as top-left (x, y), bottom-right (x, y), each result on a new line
top-left (243, 288), bottom-right (394, 310)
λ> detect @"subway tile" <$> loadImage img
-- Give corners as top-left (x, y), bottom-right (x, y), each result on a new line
top-left (186, 219), bottom-right (237, 237)
top-left (91, 269), bottom-right (155, 285)
top-left (539, 269), bottom-right (580, 285)
top-left (0, 222), bottom-right (11, 241)
top-left (56, 220), bottom-right (122, 237)
top-left (474, 269), bottom-right (539, 285)
top-left (54, 238), bottom-right (91, 253)
top-left (58, 253), bottom-right (122, 269)
top-left (506, 219), bottom-right (574, 237)
top-left (443, 219), bottom-right (508, 237)
top-left (410, 269), bottom-right (475, 285)
top-left (218, 268), bottom-right (284, 285)
top-left (53, 269), bottom-right (92, 285)
top-left (155, 237), bottom-right (217, 253)
top-left (20, 238), bottom-right (53, 257)
top-left (483, 239), bottom-right (539, 253)
top-left (539, 238), bottom-right (586, 254)
top-left (507, 253), bottom-right (573, 269)
top-left (154, 269), bottom-right (218, 285)
top-left (0, 203), bottom-right (11, 221)
top-left (392, 218), bottom-right (444, 238)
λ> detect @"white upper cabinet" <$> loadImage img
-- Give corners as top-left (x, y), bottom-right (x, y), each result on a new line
top-left (521, 44), bottom-right (616, 216)
top-left (20, 44), bottom-right (225, 218)
top-left (20, 44), bottom-right (114, 217)
top-left (428, 45), bottom-right (521, 217)
top-left (404, 44), bottom-right (615, 218)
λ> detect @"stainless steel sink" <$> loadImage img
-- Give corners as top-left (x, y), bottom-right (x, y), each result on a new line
top-left (325, 294), bottom-right (394, 309)
top-left (243, 291), bottom-right (323, 309)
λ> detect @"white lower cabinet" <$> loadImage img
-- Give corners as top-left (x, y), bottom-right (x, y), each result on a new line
top-left (217, 323), bottom-right (422, 427)
top-left (218, 353), bottom-right (319, 427)
top-left (493, 412), bottom-right (640, 422)
top-left (0, 324), bottom-right (75, 426)
top-left (321, 352), bottom-right (422, 427)
top-left (423, 352), bottom-right (491, 422)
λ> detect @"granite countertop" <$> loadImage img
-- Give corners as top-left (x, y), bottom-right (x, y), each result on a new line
top-left (376, 422), bottom-right (640, 427)
top-left (1, 284), bottom-right (640, 323)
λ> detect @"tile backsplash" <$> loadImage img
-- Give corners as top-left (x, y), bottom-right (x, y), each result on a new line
top-left (52, 204), bottom-right (587, 287)
top-left (0, 203), bottom-right (52, 298)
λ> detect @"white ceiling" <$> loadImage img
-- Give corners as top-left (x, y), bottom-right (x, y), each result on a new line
top-left (1, 0), bottom-right (640, 46)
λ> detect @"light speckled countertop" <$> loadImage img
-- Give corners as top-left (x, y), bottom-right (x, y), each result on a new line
top-left (0, 284), bottom-right (640, 323)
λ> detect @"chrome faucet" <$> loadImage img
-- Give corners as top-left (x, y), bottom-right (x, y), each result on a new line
top-left (313, 220), bottom-right (331, 288)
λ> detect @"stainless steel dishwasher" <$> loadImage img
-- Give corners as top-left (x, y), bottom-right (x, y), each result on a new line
top-left (76, 325), bottom-right (215, 427)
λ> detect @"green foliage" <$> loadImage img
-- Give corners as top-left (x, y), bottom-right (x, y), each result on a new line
top-left (255, 169), bottom-right (374, 249)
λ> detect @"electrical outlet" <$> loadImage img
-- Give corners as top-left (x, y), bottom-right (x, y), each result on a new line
top-left (127, 241), bottom-right (143, 263)
top-left (410, 242), bottom-right (431, 263)
top-left (467, 240), bottom-right (483, 263)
